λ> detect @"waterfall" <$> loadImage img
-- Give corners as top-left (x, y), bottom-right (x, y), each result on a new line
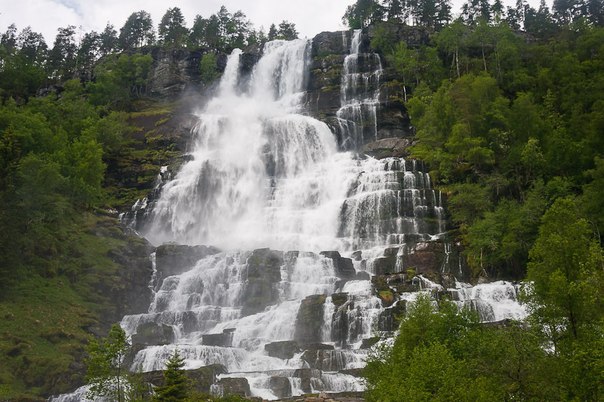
top-left (90, 35), bottom-right (526, 401)
top-left (336, 29), bottom-right (383, 150)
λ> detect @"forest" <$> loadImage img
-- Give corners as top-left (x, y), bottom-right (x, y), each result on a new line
top-left (0, 0), bottom-right (602, 400)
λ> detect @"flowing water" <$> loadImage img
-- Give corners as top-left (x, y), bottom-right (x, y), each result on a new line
top-left (54, 33), bottom-right (526, 401)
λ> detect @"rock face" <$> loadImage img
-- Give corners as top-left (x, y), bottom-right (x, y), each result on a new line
top-left (295, 294), bottom-right (327, 343)
top-left (147, 48), bottom-right (203, 98)
top-left (95, 219), bottom-right (155, 333)
top-left (202, 328), bottom-right (235, 347)
top-left (131, 322), bottom-right (174, 346)
top-left (320, 251), bottom-right (356, 279)
top-left (155, 243), bottom-right (221, 278)
top-left (217, 377), bottom-right (251, 397)
top-left (269, 376), bottom-right (292, 399)
top-left (242, 248), bottom-right (284, 316)
top-left (265, 340), bottom-right (301, 359)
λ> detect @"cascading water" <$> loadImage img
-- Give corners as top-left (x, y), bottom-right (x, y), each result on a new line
top-left (336, 29), bottom-right (382, 150)
top-left (54, 34), bottom-right (526, 401)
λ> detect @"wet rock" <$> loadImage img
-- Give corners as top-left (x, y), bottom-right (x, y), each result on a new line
top-left (360, 337), bottom-right (381, 349)
top-left (371, 256), bottom-right (397, 276)
top-left (217, 377), bottom-right (251, 397)
top-left (403, 241), bottom-right (444, 277)
top-left (312, 31), bottom-right (349, 57)
top-left (331, 293), bottom-right (349, 308)
top-left (132, 322), bottom-right (175, 346)
top-left (351, 251), bottom-right (362, 261)
top-left (265, 340), bottom-right (301, 359)
top-left (355, 271), bottom-right (371, 281)
top-left (270, 376), bottom-right (292, 399)
top-left (362, 137), bottom-right (414, 159)
top-left (301, 348), bottom-right (347, 371)
top-left (241, 248), bottom-right (284, 316)
top-left (378, 300), bottom-right (407, 332)
top-left (147, 48), bottom-right (205, 98)
top-left (340, 368), bottom-right (364, 377)
top-left (320, 251), bottom-right (356, 279)
top-left (202, 328), bottom-right (235, 347)
top-left (294, 295), bottom-right (327, 343)
top-left (155, 244), bottom-right (221, 279)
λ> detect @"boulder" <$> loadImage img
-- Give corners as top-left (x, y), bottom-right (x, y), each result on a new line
top-left (265, 340), bottom-right (301, 360)
top-left (269, 376), bottom-right (292, 399)
top-left (132, 322), bottom-right (175, 346)
top-left (217, 377), bottom-right (251, 397)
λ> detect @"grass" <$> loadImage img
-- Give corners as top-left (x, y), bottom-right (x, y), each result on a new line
top-left (0, 214), bottom-right (142, 400)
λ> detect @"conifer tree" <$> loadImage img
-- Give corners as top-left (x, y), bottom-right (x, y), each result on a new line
top-left (154, 350), bottom-right (189, 401)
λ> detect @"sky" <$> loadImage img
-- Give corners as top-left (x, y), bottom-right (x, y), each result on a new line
top-left (0, 0), bottom-right (550, 45)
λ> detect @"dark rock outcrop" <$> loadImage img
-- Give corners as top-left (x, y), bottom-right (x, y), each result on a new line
top-left (242, 248), bottom-right (284, 316)
top-left (269, 376), bottom-right (292, 399)
top-left (294, 294), bottom-right (327, 343)
top-left (155, 243), bottom-right (221, 279)
top-left (147, 48), bottom-right (203, 98)
top-left (265, 340), bottom-right (301, 359)
top-left (361, 137), bottom-right (414, 159)
top-left (202, 328), bottom-right (235, 347)
top-left (320, 251), bottom-right (356, 279)
top-left (217, 377), bottom-right (251, 397)
top-left (132, 322), bottom-right (175, 346)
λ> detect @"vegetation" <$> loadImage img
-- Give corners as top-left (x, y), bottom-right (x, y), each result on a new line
top-left (361, 1), bottom-right (604, 400)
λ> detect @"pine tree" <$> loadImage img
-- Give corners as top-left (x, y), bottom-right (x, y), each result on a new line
top-left (154, 350), bottom-right (189, 401)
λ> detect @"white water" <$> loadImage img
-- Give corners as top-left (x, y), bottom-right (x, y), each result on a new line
top-left (336, 29), bottom-right (383, 150)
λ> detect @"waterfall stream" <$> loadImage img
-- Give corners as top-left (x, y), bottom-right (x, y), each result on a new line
top-left (54, 33), bottom-right (526, 401)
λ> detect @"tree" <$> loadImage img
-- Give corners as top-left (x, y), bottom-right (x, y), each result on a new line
top-left (154, 350), bottom-right (189, 401)
top-left (158, 7), bottom-right (188, 47)
top-left (268, 24), bottom-right (278, 41)
top-left (99, 23), bottom-right (119, 56)
top-left (76, 31), bottom-right (101, 81)
top-left (526, 197), bottom-right (603, 342)
top-left (524, 197), bottom-right (604, 400)
top-left (343, 0), bottom-right (384, 28)
top-left (385, 0), bottom-right (407, 22)
top-left (276, 21), bottom-right (299, 40)
top-left (119, 10), bottom-right (155, 50)
top-left (47, 25), bottom-right (77, 80)
top-left (85, 324), bottom-right (130, 402)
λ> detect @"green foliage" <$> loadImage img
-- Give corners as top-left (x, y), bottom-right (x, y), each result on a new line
top-left (365, 293), bottom-right (601, 401)
top-left (158, 7), bottom-right (188, 47)
top-left (154, 350), bottom-right (190, 401)
top-left (89, 53), bottom-right (153, 108)
top-left (199, 53), bottom-right (220, 84)
top-left (86, 324), bottom-right (130, 401)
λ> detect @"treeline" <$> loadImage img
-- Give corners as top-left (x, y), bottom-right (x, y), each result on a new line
top-left (344, 0), bottom-right (603, 32)
top-left (0, 6), bottom-right (298, 101)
